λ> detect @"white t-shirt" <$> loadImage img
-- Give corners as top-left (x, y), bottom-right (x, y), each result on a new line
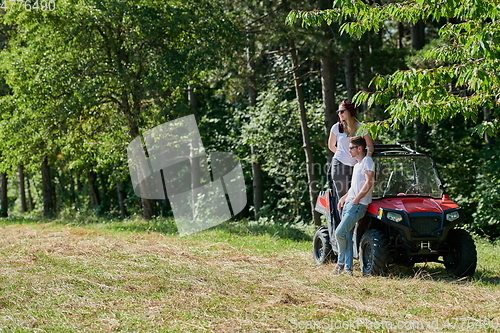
top-left (331, 122), bottom-right (368, 166)
top-left (346, 156), bottom-right (375, 205)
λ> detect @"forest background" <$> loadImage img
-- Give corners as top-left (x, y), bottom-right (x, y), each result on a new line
top-left (0, 0), bottom-right (498, 239)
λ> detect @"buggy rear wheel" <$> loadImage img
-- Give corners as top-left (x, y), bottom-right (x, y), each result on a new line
top-left (312, 226), bottom-right (337, 265)
top-left (360, 229), bottom-right (390, 276)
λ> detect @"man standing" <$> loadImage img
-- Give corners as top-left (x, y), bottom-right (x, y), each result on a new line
top-left (334, 136), bottom-right (375, 275)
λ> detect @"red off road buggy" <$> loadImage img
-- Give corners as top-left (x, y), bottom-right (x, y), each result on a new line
top-left (313, 143), bottom-right (477, 277)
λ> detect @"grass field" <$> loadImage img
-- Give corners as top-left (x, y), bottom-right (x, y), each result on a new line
top-left (0, 217), bottom-right (499, 332)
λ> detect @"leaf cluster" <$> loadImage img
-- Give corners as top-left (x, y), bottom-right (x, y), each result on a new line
top-left (287, 0), bottom-right (500, 136)
top-left (235, 87), bottom-right (324, 223)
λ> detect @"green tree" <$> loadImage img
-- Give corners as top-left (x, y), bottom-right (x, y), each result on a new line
top-left (286, 0), bottom-right (500, 135)
top-left (237, 87), bottom-right (325, 223)
top-left (471, 146), bottom-right (500, 238)
top-left (202, 0), bottom-right (324, 223)
top-left (287, 0), bottom-right (500, 236)
top-left (1, 0), bottom-right (240, 218)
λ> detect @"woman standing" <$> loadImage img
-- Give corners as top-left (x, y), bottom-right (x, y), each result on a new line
top-left (328, 101), bottom-right (374, 223)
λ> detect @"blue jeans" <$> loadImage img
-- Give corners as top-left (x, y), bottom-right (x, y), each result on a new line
top-left (335, 202), bottom-right (368, 270)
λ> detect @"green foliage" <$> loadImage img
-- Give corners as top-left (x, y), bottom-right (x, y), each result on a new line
top-left (0, 0), bottom-right (242, 216)
top-left (286, 0), bottom-right (500, 238)
top-left (470, 146), bottom-right (500, 239)
top-left (434, 142), bottom-right (500, 240)
top-left (287, 0), bottom-right (500, 136)
top-left (417, 113), bottom-right (500, 239)
top-left (236, 87), bottom-right (325, 223)
top-left (429, 132), bottom-right (480, 221)
top-left (0, 0), bottom-right (496, 235)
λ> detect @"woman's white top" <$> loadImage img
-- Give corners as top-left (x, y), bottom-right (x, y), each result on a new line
top-left (331, 122), bottom-right (368, 166)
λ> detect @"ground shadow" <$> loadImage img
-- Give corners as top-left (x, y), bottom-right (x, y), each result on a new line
top-left (386, 264), bottom-right (500, 285)
top-left (0, 216), bottom-right (48, 226)
top-left (103, 218), bottom-right (179, 234)
top-left (213, 219), bottom-right (313, 242)
top-left (100, 217), bottom-right (313, 242)
top-left (471, 268), bottom-right (500, 286)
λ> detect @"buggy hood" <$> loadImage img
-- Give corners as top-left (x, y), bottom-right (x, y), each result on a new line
top-left (368, 195), bottom-right (460, 215)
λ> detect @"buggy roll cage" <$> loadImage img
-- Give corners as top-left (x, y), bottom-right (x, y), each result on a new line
top-left (371, 141), bottom-right (447, 196)
top-left (327, 141), bottom-right (443, 189)
top-left (372, 141), bottom-right (426, 157)
top-left (327, 142), bottom-right (426, 188)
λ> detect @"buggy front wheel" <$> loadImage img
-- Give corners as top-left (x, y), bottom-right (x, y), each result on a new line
top-left (359, 229), bottom-right (390, 276)
top-left (444, 229), bottom-right (477, 278)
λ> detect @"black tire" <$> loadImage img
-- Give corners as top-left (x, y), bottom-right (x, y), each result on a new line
top-left (444, 229), bottom-right (477, 278)
top-left (359, 229), bottom-right (390, 276)
top-left (312, 226), bottom-right (337, 265)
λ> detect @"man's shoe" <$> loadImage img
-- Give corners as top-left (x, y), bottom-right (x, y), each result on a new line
top-left (333, 263), bottom-right (345, 275)
top-left (342, 269), bottom-right (353, 276)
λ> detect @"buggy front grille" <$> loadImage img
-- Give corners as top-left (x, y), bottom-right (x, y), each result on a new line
top-left (410, 217), bottom-right (441, 236)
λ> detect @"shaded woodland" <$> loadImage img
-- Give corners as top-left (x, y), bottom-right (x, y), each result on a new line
top-left (0, 0), bottom-right (498, 238)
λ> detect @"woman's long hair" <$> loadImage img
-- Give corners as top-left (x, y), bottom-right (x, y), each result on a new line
top-left (338, 101), bottom-right (358, 136)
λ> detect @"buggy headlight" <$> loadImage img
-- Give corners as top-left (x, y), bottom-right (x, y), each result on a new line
top-left (446, 211), bottom-right (460, 222)
top-left (387, 212), bottom-right (403, 223)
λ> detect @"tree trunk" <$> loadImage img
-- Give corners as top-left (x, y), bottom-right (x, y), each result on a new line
top-left (411, 20), bottom-right (428, 148)
top-left (411, 20), bottom-right (425, 50)
top-left (413, 120), bottom-right (428, 149)
top-left (398, 22), bottom-right (405, 49)
top-left (141, 190), bottom-right (154, 220)
top-left (41, 156), bottom-right (56, 218)
top-left (247, 32), bottom-right (264, 220)
top-left (18, 164), bottom-right (28, 213)
top-left (188, 83), bottom-right (198, 120)
top-left (128, 114), bottom-right (154, 220)
top-left (0, 172), bottom-right (7, 218)
top-left (116, 181), bottom-right (128, 218)
top-left (484, 106), bottom-right (495, 146)
top-left (88, 171), bottom-right (100, 208)
top-left (318, 0), bottom-right (337, 162)
top-left (68, 174), bottom-right (78, 209)
top-left (344, 51), bottom-right (356, 101)
top-left (251, 146), bottom-right (263, 220)
top-left (320, 49), bottom-right (337, 162)
top-left (187, 82), bottom-right (204, 219)
top-left (26, 175), bottom-right (34, 211)
top-left (289, 39), bottom-right (321, 225)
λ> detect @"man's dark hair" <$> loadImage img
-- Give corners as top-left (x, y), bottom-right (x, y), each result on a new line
top-left (350, 136), bottom-right (367, 151)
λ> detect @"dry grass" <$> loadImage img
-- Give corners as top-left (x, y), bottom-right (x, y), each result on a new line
top-left (0, 221), bottom-right (499, 332)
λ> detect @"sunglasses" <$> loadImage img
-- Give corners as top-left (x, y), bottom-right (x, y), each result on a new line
top-left (337, 110), bottom-right (345, 114)
top-left (349, 146), bottom-right (359, 150)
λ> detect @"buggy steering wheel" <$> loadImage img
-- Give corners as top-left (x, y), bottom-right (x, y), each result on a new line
top-left (405, 183), bottom-right (430, 195)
